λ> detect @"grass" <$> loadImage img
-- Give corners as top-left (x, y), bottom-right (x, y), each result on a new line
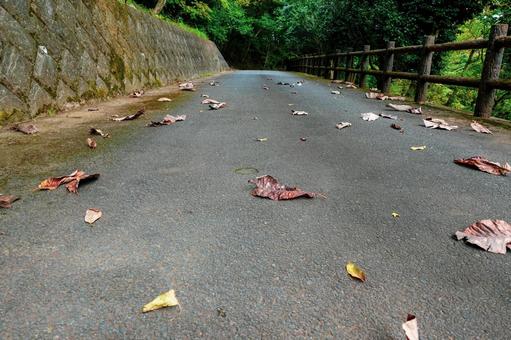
top-left (117, 0), bottom-right (209, 40)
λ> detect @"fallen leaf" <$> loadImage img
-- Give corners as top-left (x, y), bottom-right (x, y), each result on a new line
top-left (408, 107), bottom-right (422, 114)
top-left (201, 98), bottom-right (220, 105)
top-left (423, 118), bottom-right (458, 131)
top-left (11, 123), bottom-right (39, 135)
top-left (256, 138), bottom-right (268, 142)
top-left (129, 89), bottom-right (144, 98)
top-left (142, 290), bottom-right (180, 313)
top-left (84, 208), bottom-right (102, 224)
top-left (402, 314), bottom-right (419, 340)
top-left (0, 195), bottom-right (19, 209)
top-left (392, 212), bottom-right (400, 218)
top-left (346, 262), bottom-right (366, 282)
top-left (454, 156), bottom-right (510, 176)
top-left (455, 219), bottom-right (511, 254)
top-left (410, 146), bottom-right (426, 151)
top-left (201, 94), bottom-right (209, 98)
top-left (87, 138), bottom-right (97, 149)
top-left (300, 137), bottom-right (307, 141)
top-left (148, 115), bottom-right (186, 127)
top-left (379, 113), bottom-right (397, 120)
top-left (336, 122), bottom-right (352, 129)
top-left (365, 92), bottom-right (386, 100)
top-left (387, 104), bottom-right (422, 114)
top-left (179, 82), bottom-right (195, 91)
top-left (90, 128), bottom-right (110, 138)
top-left (291, 91), bottom-right (297, 94)
top-left (331, 80), bottom-right (344, 84)
top-left (331, 90), bottom-right (341, 95)
top-left (38, 170), bottom-right (99, 193)
top-left (111, 109), bottom-right (145, 121)
top-left (277, 81), bottom-right (290, 85)
top-left (209, 102), bottom-right (226, 110)
top-left (291, 110), bottom-right (308, 116)
top-left (361, 112), bottom-right (379, 121)
top-left (157, 97), bottom-right (172, 102)
top-left (346, 84), bottom-right (357, 89)
top-left (248, 175), bottom-right (318, 200)
top-left (209, 81), bottom-right (219, 86)
top-left (263, 86), bottom-right (269, 90)
top-left (470, 121), bottom-right (492, 134)
top-left (88, 107), bottom-right (99, 111)
top-left (390, 123), bottom-right (403, 131)
top-left (217, 307), bottom-right (227, 317)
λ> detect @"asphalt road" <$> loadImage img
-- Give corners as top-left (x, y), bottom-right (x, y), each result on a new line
top-left (1, 70), bottom-right (510, 338)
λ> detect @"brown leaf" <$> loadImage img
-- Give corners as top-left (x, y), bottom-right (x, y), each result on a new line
top-left (0, 195), bottom-right (20, 209)
top-left (84, 208), bottom-right (102, 224)
top-left (402, 314), bottom-right (419, 340)
top-left (38, 170), bottom-right (99, 193)
top-left (87, 138), bottom-right (97, 149)
top-left (11, 123), bottom-right (39, 135)
top-left (148, 115), bottom-right (187, 127)
top-left (179, 82), bottom-right (195, 91)
top-left (454, 156), bottom-right (510, 176)
top-left (88, 107), bottom-right (99, 111)
top-left (129, 89), bottom-right (144, 98)
top-left (390, 123), bottom-right (403, 131)
top-left (248, 175), bottom-right (318, 200)
top-left (455, 219), bottom-right (511, 254)
top-left (90, 128), bottom-right (110, 138)
top-left (379, 113), bottom-right (397, 120)
top-left (470, 121), bottom-right (492, 134)
top-left (111, 109), bottom-right (145, 121)
top-left (201, 98), bottom-right (220, 105)
top-left (209, 102), bottom-right (226, 110)
top-left (423, 118), bottom-right (458, 131)
top-left (365, 92), bottom-right (385, 99)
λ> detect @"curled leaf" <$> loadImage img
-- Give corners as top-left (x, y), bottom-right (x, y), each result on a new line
top-left (201, 98), bottom-right (220, 105)
top-left (470, 121), bottom-right (492, 134)
top-left (179, 82), bottom-right (195, 91)
top-left (111, 109), bottom-right (145, 121)
top-left (391, 123), bottom-right (403, 131)
top-left (248, 175), bottom-right (318, 200)
top-left (87, 138), bottom-right (97, 149)
top-left (209, 102), bottom-right (226, 110)
top-left (209, 81), bottom-right (220, 86)
top-left (455, 219), bottom-right (511, 254)
top-left (201, 94), bottom-right (209, 98)
top-left (392, 212), bottom-right (400, 218)
top-left (379, 113), bottom-right (397, 120)
top-left (157, 97), bottom-right (172, 102)
top-left (142, 290), bottom-right (179, 313)
top-left (148, 115), bottom-right (186, 127)
top-left (90, 128), bottom-right (110, 138)
top-left (331, 90), bottom-right (341, 95)
top-left (0, 195), bottom-right (20, 209)
top-left (410, 146), bottom-right (426, 151)
top-left (336, 122), bottom-right (352, 130)
top-left (454, 156), bottom-right (510, 176)
top-left (346, 262), bottom-right (366, 282)
top-left (402, 314), bottom-right (419, 340)
top-left (387, 104), bottom-right (422, 114)
top-left (361, 112), bottom-right (379, 121)
top-left (38, 170), bottom-right (99, 193)
top-left (256, 138), bottom-right (268, 142)
top-left (300, 137), bottom-right (307, 141)
top-left (85, 208), bottom-right (102, 224)
top-left (263, 86), bottom-right (269, 90)
top-left (423, 118), bottom-right (458, 131)
top-left (291, 110), bottom-right (308, 115)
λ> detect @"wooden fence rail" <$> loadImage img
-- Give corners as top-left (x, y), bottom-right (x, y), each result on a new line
top-left (287, 24), bottom-right (510, 118)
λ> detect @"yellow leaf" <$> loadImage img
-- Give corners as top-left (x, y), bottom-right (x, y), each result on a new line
top-left (142, 290), bottom-right (179, 313)
top-left (392, 212), bottom-right (400, 218)
top-left (410, 146), bottom-right (426, 151)
top-left (346, 262), bottom-right (366, 282)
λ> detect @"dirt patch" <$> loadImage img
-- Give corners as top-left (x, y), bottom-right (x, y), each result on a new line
top-left (0, 73), bottom-right (230, 194)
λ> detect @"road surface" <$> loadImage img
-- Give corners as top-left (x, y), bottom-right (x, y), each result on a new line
top-left (1, 71), bottom-right (510, 338)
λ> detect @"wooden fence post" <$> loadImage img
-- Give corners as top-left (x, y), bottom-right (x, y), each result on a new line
top-left (333, 49), bottom-right (341, 80)
top-left (344, 48), bottom-right (354, 81)
top-left (306, 55), bottom-right (311, 74)
top-left (359, 45), bottom-right (370, 88)
top-left (415, 35), bottom-right (436, 103)
top-left (474, 24), bottom-right (509, 118)
top-left (381, 41), bottom-right (395, 94)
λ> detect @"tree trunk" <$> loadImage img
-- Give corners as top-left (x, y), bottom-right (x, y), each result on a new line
top-left (153, 0), bottom-right (166, 15)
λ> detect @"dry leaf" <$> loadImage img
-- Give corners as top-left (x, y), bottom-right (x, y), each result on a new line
top-left (0, 195), bottom-right (19, 209)
top-left (111, 109), bottom-right (145, 121)
top-left (455, 219), bottom-right (511, 254)
top-left (470, 121), bottom-right (492, 134)
top-left (179, 82), bottom-right (195, 91)
top-left (142, 290), bottom-right (179, 313)
top-left (157, 97), bottom-right (172, 102)
top-left (256, 138), bottom-right (268, 142)
top-left (387, 104), bottom-right (422, 114)
top-left (38, 170), bottom-right (99, 193)
top-left (129, 89), bottom-right (144, 98)
top-left (84, 208), bottom-right (102, 224)
top-left (209, 102), bottom-right (226, 110)
top-left (402, 314), bottom-right (419, 340)
top-left (391, 123), bottom-right (403, 131)
top-left (11, 123), bottom-right (39, 135)
top-left (361, 112), bottom-right (379, 121)
top-left (346, 262), bottom-right (366, 282)
top-left (300, 137), bottom-right (307, 141)
top-left (454, 156), bottom-right (510, 176)
top-left (201, 98), bottom-right (220, 105)
top-left (410, 146), bottom-right (426, 151)
top-left (331, 80), bottom-right (344, 84)
top-left (90, 128), bottom-right (110, 138)
top-left (201, 94), bottom-right (209, 98)
top-left (291, 110), bottom-right (308, 116)
top-left (379, 113), bottom-right (397, 120)
top-left (423, 118), bottom-right (458, 131)
top-left (392, 212), bottom-right (400, 218)
top-left (209, 81), bottom-right (219, 86)
top-left (148, 115), bottom-right (187, 127)
top-left (345, 82), bottom-right (357, 89)
top-left (263, 86), bottom-right (269, 90)
top-left (365, 92), bottom-right (385, 99)
top-left (86, 138), bottom-right (97, 149)
top-left (336, 122), bottom-right (352, 129)
top-left (88, 107), bottom-right (99, 111)
top-left (331, 90), bottom-right (341, 95)
top-left (248, 175), bottom-right (318, 200)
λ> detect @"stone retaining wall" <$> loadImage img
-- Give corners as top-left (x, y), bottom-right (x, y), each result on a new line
top-left (0, 0), bottom-right (228, 123)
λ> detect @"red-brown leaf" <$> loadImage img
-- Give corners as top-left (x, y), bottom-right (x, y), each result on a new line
top-left (454, 156), bottom-right (511, 176)
top-left (470, 121), bottom-right (492, 134)
top-left (87, 138), bottom-right (97, 149)
top-left (248, 175), bottom-right (317, 200)
top-left (455, 219), bottom-right (511, 254)
top-left (38, 170), bottom-right (99, 193)
top-left (0, 195), bottom-right (19, 209)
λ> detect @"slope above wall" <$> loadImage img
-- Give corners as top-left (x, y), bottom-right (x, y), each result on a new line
top-left (0, 0), bottom-right (228, 123)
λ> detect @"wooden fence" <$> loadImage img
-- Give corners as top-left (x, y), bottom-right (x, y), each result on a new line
top-left (288, 24), bottom-right (511, 118)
